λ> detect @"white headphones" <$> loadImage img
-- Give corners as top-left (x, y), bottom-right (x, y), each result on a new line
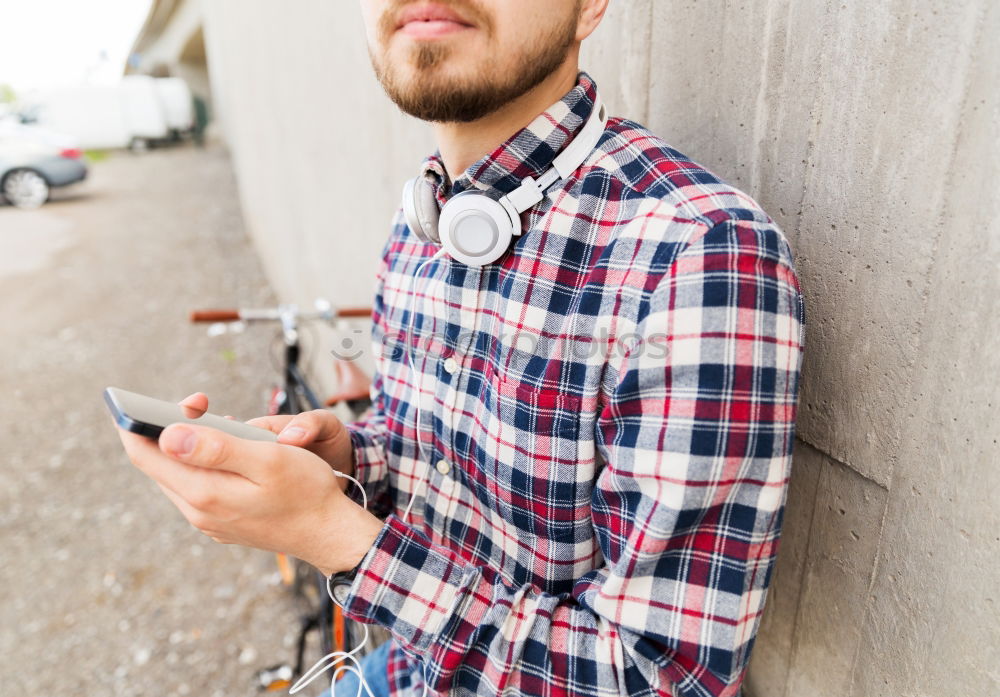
top-left (402, 95), bottom-right (608, 267)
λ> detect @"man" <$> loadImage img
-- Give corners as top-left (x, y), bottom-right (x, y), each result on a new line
top-left (116, 1), bottom-right (805, 695)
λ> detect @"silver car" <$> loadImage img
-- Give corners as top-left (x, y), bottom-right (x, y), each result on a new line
top-left (0, 122), bottom-right (88, 209)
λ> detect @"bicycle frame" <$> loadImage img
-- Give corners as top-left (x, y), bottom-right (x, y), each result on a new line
top-left (274, 314), bottom-right (323, 414)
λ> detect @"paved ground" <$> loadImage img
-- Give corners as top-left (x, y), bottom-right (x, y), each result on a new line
top-left (0, 146), bottom-right (331, 696)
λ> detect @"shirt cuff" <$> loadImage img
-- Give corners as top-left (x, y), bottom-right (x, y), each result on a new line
top-left (345, 423), bottom-right (388, 506)
top-left (340, 515), bottom-right (482, 655)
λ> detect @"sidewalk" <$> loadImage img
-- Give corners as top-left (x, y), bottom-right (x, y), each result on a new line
top-left (0, 145), bottom-right (314, 697)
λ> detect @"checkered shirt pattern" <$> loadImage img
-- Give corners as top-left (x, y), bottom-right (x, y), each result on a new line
top-left (341, 72), bottom-right (805, 697)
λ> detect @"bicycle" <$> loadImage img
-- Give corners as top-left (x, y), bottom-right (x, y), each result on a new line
top-left (190, 298), bottom-right (373, 692)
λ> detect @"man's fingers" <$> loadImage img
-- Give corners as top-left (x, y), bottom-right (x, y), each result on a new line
top-left (118, 426), bottom-right (166, 465)
top-left (243, 412), bottom-right (334, 444)
top-left (179, 392), bottom-right (209, 419)
top-left (155, 480), bottom-right (206, 524)
top-left (275, 409), bottom-right (342, 446)
top-left (118, 426), bottom-right (248, 508)
top-left (155, 481), bottom-right (233, 541)
top-left (246, 414), bottom-right (295, 435)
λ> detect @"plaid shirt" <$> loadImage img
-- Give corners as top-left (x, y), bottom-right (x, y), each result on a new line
top-left (342, 72), bottom-right (804, 697)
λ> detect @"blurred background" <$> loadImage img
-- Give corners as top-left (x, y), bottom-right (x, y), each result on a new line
top-left (1, 1), bottom-right (997, 696)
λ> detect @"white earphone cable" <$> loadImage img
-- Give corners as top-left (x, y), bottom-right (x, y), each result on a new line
top-left (288, 468), bottom-right (429, 697)
top-left (288, 469), bottom-right (371, 697)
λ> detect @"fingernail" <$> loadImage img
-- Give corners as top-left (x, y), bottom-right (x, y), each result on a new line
top-left (162, 426), bottom-right (197, 456)
top-left (279, 426), bottom-right (307, 441)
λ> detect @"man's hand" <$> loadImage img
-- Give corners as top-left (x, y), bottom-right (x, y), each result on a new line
top-left (115, 397), bottom-right (382, 576)
top-left (179, 393), bottom-right (356, 486)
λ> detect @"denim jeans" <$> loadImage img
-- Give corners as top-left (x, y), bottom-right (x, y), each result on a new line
top-left (319, 640), bottom-right (391, 697)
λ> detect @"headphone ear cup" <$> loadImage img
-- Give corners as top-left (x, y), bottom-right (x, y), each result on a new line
top-left (438, 192), bottom-right (518, 267)
top-left (402, 177), bottom-right (441, 245)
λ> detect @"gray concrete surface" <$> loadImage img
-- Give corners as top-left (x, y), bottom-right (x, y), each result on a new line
top-left (134, 1), bottom-right (1000, 694)
top-left (0, 146), bottom-right (335, 696)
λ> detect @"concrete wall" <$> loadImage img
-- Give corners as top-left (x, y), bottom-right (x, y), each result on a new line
top-left (201, 0), bottom-right (434, 384)
top-left (198, 1), bottom-right (999, 694)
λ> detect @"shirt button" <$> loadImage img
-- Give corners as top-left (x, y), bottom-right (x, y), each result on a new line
top-left (435, 458), bottom-right (451, 475)
top-left (443, 357), bottom-right (458, 374)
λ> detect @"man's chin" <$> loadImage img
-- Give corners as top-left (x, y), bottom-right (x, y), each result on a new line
top-left (399, 44), bottom-right (465, 73)
top-left (386, 52), bottom-right (473, 90)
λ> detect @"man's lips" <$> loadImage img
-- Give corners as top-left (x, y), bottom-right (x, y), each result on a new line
top-left (395, 3), bottom-right (475, 38)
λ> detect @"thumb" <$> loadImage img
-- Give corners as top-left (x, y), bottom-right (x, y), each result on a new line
top-left (245, 414), bottom-right (295, 435)
top-left (159, 423), bottom-right (268, 482)
top-left (272, 409), bottom-right (344, 447)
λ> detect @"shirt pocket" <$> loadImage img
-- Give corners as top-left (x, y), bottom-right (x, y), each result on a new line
top-left (486, 371), bottom-right (586, 547)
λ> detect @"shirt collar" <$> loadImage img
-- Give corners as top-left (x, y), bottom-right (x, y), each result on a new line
top-left (419, 71), bottom-right (600, 203)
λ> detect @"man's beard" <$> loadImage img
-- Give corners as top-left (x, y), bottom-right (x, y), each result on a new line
top-left (371, 1), bottom-right (579, 123)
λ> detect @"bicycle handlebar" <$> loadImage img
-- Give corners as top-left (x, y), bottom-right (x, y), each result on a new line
top-left (189, 305), bottom-right (372, 324)
top-left (335, 306), bottom-right (374, 318)
top-left (190, 309), bottom-right (242, 322)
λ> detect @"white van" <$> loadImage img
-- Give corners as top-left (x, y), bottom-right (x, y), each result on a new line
top-left (26, 77), bottom-right (191, 150)
top-left (119, 75), bottom-right (170, 149)
top-left (154, 77), bottom-right (195, 136)
top-left (26, 85), bottom-right (132, 150)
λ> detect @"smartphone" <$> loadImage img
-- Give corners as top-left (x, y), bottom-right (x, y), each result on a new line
top-left (104, 387), bottom-right (278, 442)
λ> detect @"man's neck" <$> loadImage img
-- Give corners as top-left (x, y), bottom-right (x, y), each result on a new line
top-left (433, 53), bottom-right (581, 181)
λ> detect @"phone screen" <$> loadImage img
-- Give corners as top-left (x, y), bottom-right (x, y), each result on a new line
top-left (104, 387), bottom-right (278, 442)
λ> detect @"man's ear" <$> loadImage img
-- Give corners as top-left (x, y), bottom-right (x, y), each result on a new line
top-left (575, 0), bottom-right (611, 42)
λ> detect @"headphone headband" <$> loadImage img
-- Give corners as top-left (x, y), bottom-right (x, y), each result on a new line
top-left (403, 92), bottom-right (609, 266)
top-left (499, 93), bottom-right (607, 218)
